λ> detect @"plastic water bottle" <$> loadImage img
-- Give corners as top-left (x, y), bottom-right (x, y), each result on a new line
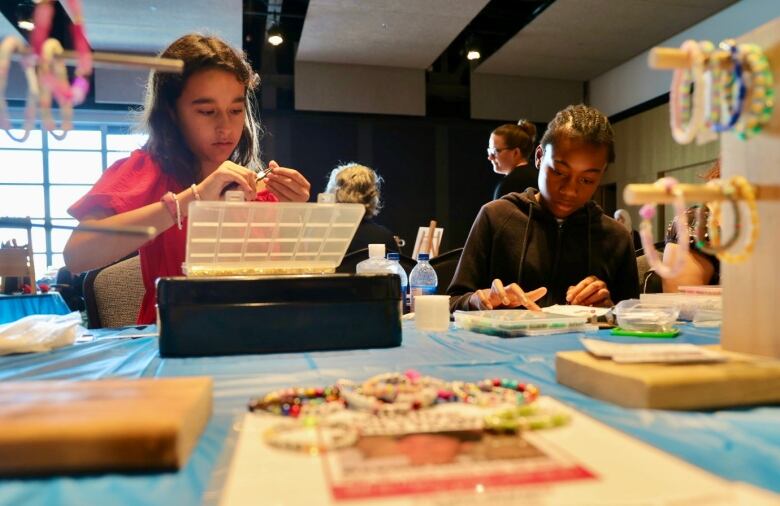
top-left (356, 244), bottom-right (394, 274)
top-left (409, 253), bottom-right (438, 312)
top-left (387, 252), bottom-right (408, 311)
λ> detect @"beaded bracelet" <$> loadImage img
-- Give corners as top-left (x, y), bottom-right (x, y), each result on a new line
top-left (31, 0), bottom-right (92, 107)
top-left (694, 180), bottom-right (741, 255)
top-left (483, 405), bottom-right (571, 433)
top-left (338, 375), bottom-right (539, 415)
top-left (670, 40), bottom-right (706, 144)
top-left (160, 191), bottom-right (183, 230)
top-left (712, 39), bottom-right (746, 133)
top-left (712, 176), bottom-right (759, 264)
top-left (38, 39), bottom-right (73, 140)
top-left (638, 177), bottom-right (689, 279)
top-left (263, 420), bottom-right (358, 454)
top-left (702, 40), bottom-right (721, 132)
top-left (735, 43), bottom-right (774, 140)
top-left (250, 372), bottom-right (541, 419)
top-left (0, 36), bottom-right (39, 143)
top-left (248, 385), bottom-right (344, 418)
top-left (190, 184), bottom-right (202, 201)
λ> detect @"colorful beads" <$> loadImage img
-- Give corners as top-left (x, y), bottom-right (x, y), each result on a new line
top-left (668, 38), bottom-right (774, 142)
top-left (249, 372), bottom-right (541, 418)
top-left (483, 405), bottom-right (571, 433)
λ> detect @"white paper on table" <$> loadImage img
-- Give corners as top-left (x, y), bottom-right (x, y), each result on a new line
top-left (580, 338), bottom-right (728, 364)
top-left (218, 396), bottom-right (777, 506)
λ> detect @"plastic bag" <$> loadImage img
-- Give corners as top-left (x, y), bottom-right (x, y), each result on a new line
top-left (0, 311), bottom-right (83, 355)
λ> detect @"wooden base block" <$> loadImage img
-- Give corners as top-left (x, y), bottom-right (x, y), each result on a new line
top-left (556, 347), bottom-right (780, 410)
top-left (0, 377), bottom-right (212, 476)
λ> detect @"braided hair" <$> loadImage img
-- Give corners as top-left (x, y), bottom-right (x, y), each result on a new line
top-left (539, 104), bottom-right (615, 163)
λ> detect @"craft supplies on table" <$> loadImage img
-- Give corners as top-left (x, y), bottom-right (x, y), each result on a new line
top-left (158, 201), bottom-right (403, 357)
top-left (613, 299), bottom-right (679, 333)
top-left (453, 309), bottom-right (589, 337)
top-left (640, 292), bottom-right (721, 321)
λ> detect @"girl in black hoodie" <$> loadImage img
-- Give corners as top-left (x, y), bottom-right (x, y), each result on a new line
top-left (449, 105), bottom-right (639, 311)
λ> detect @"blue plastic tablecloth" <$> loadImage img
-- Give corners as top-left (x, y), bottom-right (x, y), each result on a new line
top-left (0, 293), bottom-right (71, 324)
top-left (0, 322), bottom-right (777, 506)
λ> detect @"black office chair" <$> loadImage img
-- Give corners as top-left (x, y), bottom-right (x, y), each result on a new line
top-left (428, 247), bottom-right (463, 295)
top-left (336, 248), bottom-right (369, 274)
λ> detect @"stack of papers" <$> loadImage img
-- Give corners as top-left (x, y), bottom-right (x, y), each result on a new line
top-left (580, 338), bottom-right (727, 364)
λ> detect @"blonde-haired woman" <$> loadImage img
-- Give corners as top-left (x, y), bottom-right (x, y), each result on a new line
top-left (325, 163), bottom-right (398, 254)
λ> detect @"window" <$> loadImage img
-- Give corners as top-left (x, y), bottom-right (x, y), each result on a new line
top-left (0, 126), bottom-right (147, 278)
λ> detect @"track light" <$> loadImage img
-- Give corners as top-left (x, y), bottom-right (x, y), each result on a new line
top-left (15, 1), bottom-right (35, 31)
top-left (267, 25), bottom-right (283, 46)
top-left (465, 35), bottom-right (481, 61)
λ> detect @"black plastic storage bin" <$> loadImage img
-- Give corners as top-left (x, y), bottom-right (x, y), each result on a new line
top-left (157, 274), bottom-right (402, 357)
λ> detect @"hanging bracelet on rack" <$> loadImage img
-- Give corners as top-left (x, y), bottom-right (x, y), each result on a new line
top-left (0, 36), bottom-right (39, 142)
top-left (38, 39), bottom-right (73, 140)
top-left (670, 40), bottom-right (706, 144)
top-left (31, 0), bottom-right (92, 107)
top-left (694, 180), bottom-right (741, 255)
top-left (713, 176), bottom-right (759, 264)
top-left (638, 177), bottom-right (689, 279)
top-left (712, 39), bottom-right (746, 133)
top-left (735, 43), bottom-right (774, 140)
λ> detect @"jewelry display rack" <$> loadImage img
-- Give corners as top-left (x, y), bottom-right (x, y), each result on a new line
top-left (557, 17), bottom-right (780, 409)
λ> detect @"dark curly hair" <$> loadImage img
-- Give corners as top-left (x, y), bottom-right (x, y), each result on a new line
top-left (539, 104), bottom-right (615, 164)
top-left (140, 33), bottom-right (262, 186)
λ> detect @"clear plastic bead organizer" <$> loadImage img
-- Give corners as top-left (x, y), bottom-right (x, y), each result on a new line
top-left (454, 310), bottom-right (589, 337)
top-left (183, 201), bottom-right (365, 276)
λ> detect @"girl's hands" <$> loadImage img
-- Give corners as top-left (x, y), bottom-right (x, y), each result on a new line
top-left (468, 279), bottom-right (547, 311)
top-left (196, 161), bottom-right (257, 201)
top-left (262, 160), bottom-right (311, 202)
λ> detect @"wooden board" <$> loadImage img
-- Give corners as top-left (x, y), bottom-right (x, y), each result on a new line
top-left (556, 348), bottom-right (780, 410)
top-left (0, 376), bottom-right (212, 476)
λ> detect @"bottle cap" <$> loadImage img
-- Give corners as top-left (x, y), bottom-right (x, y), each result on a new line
top-left (417, 253), bottom-right (429, 261)
top-left (368, 244), bottom-right (386, 258)
top-left (387, 252), bottom-right (400, 260)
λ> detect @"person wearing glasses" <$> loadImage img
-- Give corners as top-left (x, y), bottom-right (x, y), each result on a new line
top-left (488, 119), bottom-right (538, 200)
top-left (449, 105), bottom-right (639, 311)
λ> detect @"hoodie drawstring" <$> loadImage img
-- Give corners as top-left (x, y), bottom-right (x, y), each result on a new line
top-left (587, 205), bottom-right (592, 275)
top-left (517, 203), bottom-right (533, 284)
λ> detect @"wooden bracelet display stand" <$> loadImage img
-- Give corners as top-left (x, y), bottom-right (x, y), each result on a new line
top-left (557, 17), bottom-right (780, 410)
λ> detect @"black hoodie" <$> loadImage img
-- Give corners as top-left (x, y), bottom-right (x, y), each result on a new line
top-left (448, 189), bottom-right (639, 311)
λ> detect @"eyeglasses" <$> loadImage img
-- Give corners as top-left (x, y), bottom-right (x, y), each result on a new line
top-left (486, 147), bottom-right (514, 157)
